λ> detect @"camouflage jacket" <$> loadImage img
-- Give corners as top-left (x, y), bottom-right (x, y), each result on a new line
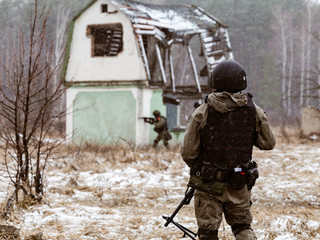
top-left (154, 116), bottom-right (168, 133)
top-left (180, 91), bottom-right (276, 167)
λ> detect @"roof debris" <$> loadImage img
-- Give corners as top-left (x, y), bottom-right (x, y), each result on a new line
top-left (110, 0), bottom-right (233, 98)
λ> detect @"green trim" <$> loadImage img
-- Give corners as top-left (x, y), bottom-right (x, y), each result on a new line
top-left (61, 20), bottom-right (75, 82)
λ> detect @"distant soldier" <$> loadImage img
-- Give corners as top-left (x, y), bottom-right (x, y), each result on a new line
top-left (181, 60), bottom-right (276, 240)
top-left (142, 110), bottom-right (171, 148)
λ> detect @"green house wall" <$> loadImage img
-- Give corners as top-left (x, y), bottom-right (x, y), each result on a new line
top-left (70, 88), bottom-right (184, 146)
top-left (73, 91), bottom-right (136, 144)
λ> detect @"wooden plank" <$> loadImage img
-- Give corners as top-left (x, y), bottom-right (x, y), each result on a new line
top-left (135, 29), bottom-right (156, 35)
top-left (168, 48), bottom-right (176, 92)
top-left (132, 24), bottom-right (155, 30)
top-left (155, 43), bottom-right (167, 84)
top-left (202, 36), bottom-right (215, 43)
top-left (137, 34), bottom-right (151, 81)
top-left (207, 49), bottom-right (224, 56)
top-left (134, 18), bottom-right (174, 29)
top-left (187, 45), bottom-right (201, 93)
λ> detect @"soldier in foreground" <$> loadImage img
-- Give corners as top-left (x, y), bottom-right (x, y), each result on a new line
top-left (141, 110), bottom-right (171, 148)
top-left (181, 60), bottom-right (276, 240)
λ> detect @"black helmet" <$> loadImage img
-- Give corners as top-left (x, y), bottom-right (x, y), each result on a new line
top-left (210, 60), bottom-right (247, 92)
top-left (153, 110), bottom-right (160, 117)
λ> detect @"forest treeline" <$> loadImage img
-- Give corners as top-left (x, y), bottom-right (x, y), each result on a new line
top-left (0, 0), bottom-right (320, 124)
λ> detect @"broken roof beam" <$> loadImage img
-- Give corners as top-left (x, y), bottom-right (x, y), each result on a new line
top-left (187, 44), bottom-right (201, 93)
top-left (133, 18), bottom-right (175, 30)
top-left (199, 31), bottom-right (212, 79)
top-left (135, 29), bottom-right (156, 35)
top-left (207, 49), bottom-right (224, 57)
top-left (132, 24), bottom-right (155, 30)
top-left (134, 27), bottom-right (166, 45)
top-left (137, 34), bottom-right (151, 81)
top-left (168, 47), bottom-right (176, 93)
top-left (155, 43), bottom-right (167, 84)
top-left (190, 5), bottom-right (227, 28)
top-left (223, 29), bottom-right (234, 60)
top-left (200, 30), bottom-right (230, 71)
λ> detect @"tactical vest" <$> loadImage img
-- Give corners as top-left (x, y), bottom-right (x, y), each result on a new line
top-left (200, 94), bottom-right (256, 170)
top-left (155, 116), bottom-right (168, 133)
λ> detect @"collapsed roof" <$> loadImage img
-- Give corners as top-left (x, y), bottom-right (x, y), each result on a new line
top-left (112, 0), bottom-right (226, 37)
top-left (113, 0), bottom-right (234, 98)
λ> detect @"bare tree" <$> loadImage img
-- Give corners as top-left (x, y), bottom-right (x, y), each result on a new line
top-left (300, 24), bottom-right (306, 107)
top-left (311, 30), bottom-right (320, 107)
top-left (305, 3), bottom-right (312, 106)
top-left (0, 0), bottom-right (67, 219)
top-left (287, 17), bottom-right (294, 117)
top-left (273, 6), bottom-right (288, 114)
top-left (318, 41), bottom-right (320, 108)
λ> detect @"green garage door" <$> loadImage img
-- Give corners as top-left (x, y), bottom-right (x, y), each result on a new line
top-left (73, 91), bottom-right (136, 144)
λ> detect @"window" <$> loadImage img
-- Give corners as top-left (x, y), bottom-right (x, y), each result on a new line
top-left (101, 4), bottom-right (108, 13)
top-left (166, 103), bottom-right (178, 130)
top-left (87, 24), bottom-right (123, 57)
top-left (164, 96), bottom-right (181, 130)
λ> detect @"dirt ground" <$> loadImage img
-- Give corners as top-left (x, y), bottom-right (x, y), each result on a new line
top-left (0, 128), bottom-right (319, 239)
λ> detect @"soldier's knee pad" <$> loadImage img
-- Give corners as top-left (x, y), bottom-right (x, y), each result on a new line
top-left (198, 228), bottom-right (218, 240)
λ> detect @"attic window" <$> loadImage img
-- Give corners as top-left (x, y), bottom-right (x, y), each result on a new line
top-left (87, 24), bottom-right (123, 57)
top-left (101, 4), bottom-right (108, 13)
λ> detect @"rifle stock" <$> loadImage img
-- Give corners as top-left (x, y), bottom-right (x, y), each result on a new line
top-left (162, 216), bottom-right (197, 240)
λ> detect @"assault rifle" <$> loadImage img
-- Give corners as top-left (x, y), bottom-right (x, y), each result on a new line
top-left (163, 187), bottom-right (197, 240)
top-left (139, 117), bottom-right (155, 124)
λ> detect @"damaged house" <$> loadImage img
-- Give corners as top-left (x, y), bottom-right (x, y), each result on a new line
top-left (64, 0), bottom-right (233, 145)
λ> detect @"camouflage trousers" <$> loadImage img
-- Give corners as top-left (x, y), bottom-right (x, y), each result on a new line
top-left (194, 186), bottom-right (257, 240)
top-left (153, 132), bottom-right (169, 148)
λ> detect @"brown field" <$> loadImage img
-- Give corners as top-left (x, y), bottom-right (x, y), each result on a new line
top-left (0, 128), bottom-right (319, 239)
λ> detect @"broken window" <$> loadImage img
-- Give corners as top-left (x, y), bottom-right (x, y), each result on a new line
top-left (87, 24), bottom-right (123, 57)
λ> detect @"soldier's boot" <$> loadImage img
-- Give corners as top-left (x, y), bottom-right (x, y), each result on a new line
top-left (235, 229), bottom-right (257, 240)
top-left (153, 140), bottom-right (158, 148)
top-left (232, 224), bottom-right (257, 240)
top-left (198, 228), bottom-right (219, 240)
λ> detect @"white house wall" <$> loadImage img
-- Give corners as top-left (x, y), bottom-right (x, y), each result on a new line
top-left (65, 0), bottom-right (147, 82)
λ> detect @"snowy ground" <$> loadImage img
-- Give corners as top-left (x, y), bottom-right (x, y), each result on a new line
top-left (0, 141), bottom-right (320, 239)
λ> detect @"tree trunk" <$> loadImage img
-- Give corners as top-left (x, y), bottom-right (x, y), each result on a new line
top-left (288, 22), bottom-right (294, 117)
top-left (300, 26), bottom-right (305, 107)
top-left (278, 11), bottom-right (288, 112)
top-left (305, 4), bottom-right (312, 106)
top-left (318, 46), bottom-right (320, 108)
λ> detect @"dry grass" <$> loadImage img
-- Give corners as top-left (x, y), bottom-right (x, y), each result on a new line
top-left (0, 128), bottom-right (319, 239)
